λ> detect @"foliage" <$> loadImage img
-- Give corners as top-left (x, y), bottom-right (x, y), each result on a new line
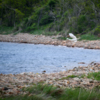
top-left (93, 25), bottom-right (100, 35)
top-left (30, 29), bottom-right (59, 36)
top-left (0, 0), bottom-right (100, 37)
top-left (59, 75), bottom-right (77, 80)
top-left (87, 71), bottom-right (100, 81)
top-left (0, 26), bottom-right (13, 34)
top-left (48, 0), bottom-right (57, 8)
top-left (79, 33), bottom-right (100, 40)
top-left (1, 84), bottom-right (100, 100)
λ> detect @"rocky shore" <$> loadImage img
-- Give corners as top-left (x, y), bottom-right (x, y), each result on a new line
top-left (0, 62), bottom-right (100, 97)
top-left (0, 33), bottom-right (100, 49)
top-left (0, 33), bottom-right (100, 97)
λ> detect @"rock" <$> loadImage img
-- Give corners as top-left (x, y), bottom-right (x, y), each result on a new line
top-left (73, 77), bottom-right (80, 81)
top-left (67, 81), bottom-right (70, 84)
top-left (73, 67), bottom-right (78, 71)
top-left (48, 81), bottom-right (53, 84)
top-left (57, 85), bottom-right (62, 88)
top-left (42, 70), bottom-right (46, 74)
top-left (3, 87), bottom-right (9, 90)
top-left (78, 62), bottom-right (85, 64)
top-left (82, 81), bottom-right (89, 85)
top-left (89, 79), bottom-right (94, 83)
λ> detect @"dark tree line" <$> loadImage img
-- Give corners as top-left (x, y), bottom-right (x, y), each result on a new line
top-left (0, 0), bottom-right (100, 35)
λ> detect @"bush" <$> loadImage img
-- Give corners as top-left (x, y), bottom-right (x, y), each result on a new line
top-left (87, 71), bottom-right (100, 81)
top-left (93, 25), bottom-right (100, 35)
top-left (48, 0), bottom-right (57, 8)
top-left (79, 33), bottom-right (100, 40)
top-left (77, 15), bottom-right (88, 33)
top-left (40, 14), bottom-right (53, 26)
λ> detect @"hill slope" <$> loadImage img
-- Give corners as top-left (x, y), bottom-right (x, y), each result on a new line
top-left (0, 0), bottom-right (100, 36)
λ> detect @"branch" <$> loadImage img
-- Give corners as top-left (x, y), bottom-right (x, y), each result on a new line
top-left (2, 3), bottom-right (15, 11)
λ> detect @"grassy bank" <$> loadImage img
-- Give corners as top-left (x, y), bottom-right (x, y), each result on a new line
top-left (1, 84), bottom-right (100, 100)
top-left (79, 33), bottom-right (100, 40)
top-left (0, 71), bottom-right (100, 100)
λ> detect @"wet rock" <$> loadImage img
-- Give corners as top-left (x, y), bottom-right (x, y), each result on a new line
top-left (78, 62), bottom-right (85, 64)
top-left (42, 70), bottom-right (46, 74)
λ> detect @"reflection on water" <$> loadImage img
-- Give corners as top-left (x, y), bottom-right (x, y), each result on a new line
top-left (0, 42), bottom-right (100, 74)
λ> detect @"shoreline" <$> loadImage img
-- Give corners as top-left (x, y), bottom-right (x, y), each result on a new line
top-left (0, 33), bottom-right (100, 96)
top-left (0, 33), bottom-right (100, 49)
top-left (0, 62), bottom-right (100, 96)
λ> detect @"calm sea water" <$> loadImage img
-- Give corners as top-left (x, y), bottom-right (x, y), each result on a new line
top-left (0, 42), bottom-right (100, 74)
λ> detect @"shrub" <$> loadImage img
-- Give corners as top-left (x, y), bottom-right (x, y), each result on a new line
top-left (79, 33), bottom-right (100, 40)
top-left (93, 25), bottom-right (100, 35)
top-left (87, 71), bottom-right (100, 81)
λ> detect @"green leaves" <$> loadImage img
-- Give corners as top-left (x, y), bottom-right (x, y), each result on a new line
top-left (87, 71), bottom-right (100, 81)
top-left (15, 9), bottom-right (24, 22)
top-left (1, 0), bottom-right (100, 35)
top-left (94, 25), bottom-right (100, 35)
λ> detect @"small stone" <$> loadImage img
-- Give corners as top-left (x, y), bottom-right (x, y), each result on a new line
top-left (49, 81), bottom-right (53, 84)
top-left (73, 67), bottom-right (78, 71)
top-left (89, 79), bottom-right (94, 83)
top-left (73, 77), bottom-right (80, 81)
top-left (57, 85), bottom-right (62, 88)
top-left (8, 92), bottom-right (13, 94)
top-left (67, 81), bottom-right (70, 84)
top-left (42, 70), bottom-right (46, 74)
top-left (3, 87), bottom-right (9, 90)
top-left (78, 62), bottom-right (85, 64)
top-left (82, 81), bottom-right (89, 85)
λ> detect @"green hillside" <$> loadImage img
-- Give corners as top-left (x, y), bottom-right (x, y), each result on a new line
top-left (0, 0), bottom-right (100, 37)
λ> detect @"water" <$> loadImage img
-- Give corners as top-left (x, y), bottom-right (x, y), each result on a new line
top-left (0, 42), bottom-right (100, 74)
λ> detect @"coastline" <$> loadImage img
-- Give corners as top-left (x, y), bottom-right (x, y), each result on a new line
top-left (0, 62), bottom-right (100, 96)
top-left (0, 33), bottom-right (100, 49)
top-left (0, 33), bottom-right (100, 97)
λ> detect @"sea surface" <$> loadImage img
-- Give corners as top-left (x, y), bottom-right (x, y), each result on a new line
top-left (0, 42), bottom-right (100, 74)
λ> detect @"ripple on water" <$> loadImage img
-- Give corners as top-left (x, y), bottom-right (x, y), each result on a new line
top-left (0, 42), bottom-right (100, 74)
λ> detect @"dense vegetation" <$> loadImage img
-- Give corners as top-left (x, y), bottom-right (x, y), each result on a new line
top-left (0, 0), bottom-right (100, 37)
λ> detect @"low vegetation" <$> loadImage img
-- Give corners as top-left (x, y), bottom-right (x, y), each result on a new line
top-left (79, 33), bottom-right (100, 40)
top-left (1, 72), bottom-right (100, 100)
top-left (59, 75), bottom-right (78, 80)
top-left (30, 29), bottom-right (59, 36)
top-left (0, 26), bottom-right (13, 35)
top-left (1, 84), bottom-right (100, 100)
top-left (87, 71), bottom-right (100, 81)
top-left (59, 71), bottom-right (100, 80)
top-left (1, 0), bottom-right (100, 39)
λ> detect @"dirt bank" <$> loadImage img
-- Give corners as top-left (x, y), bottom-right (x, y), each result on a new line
top-left (0, 33), bottom-right (100, 49)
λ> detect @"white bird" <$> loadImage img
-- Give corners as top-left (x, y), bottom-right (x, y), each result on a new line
top-left (67, 33), bottom-right (77, 42)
